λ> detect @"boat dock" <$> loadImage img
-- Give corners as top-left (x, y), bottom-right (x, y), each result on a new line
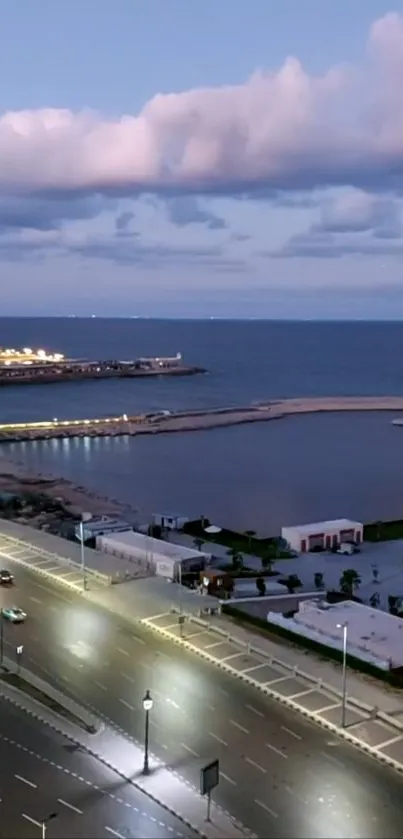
top-left (1, 396), bottom-right (403, 443)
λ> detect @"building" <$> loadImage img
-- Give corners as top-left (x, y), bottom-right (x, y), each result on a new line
top-left (281, 518), bottom-right (363, 553)
top-left (152, 511), bottom-right (189, 531)
top-left (96, 530), bottom-right (211, 580)
top-left (74, 516), bottom-right (132, 543)
top-left (267, 598), bottom-right (403, 670)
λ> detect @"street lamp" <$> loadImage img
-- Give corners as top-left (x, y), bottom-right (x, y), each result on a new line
top-left (79, 512), bottom-right (92, 591)
top-left (337, 621), bottom-right (348, 727)
top-left (142, 689), bottom-right (153, 775)
top-left (0, 608), bottom-right (4, 665)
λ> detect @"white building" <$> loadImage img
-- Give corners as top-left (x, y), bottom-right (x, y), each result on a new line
top-left (267, 599), bottom-right (403, 670)
top-left (96, 530), bottom-right (211, 580)
top-left (152, 511), bottom-right (189, 531)
top-left (74, 516), bottom-right (132, 543)
top-left (281, 518), bottom-right (363, 553)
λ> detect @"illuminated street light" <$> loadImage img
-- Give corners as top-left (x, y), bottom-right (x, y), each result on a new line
top-left (79, 512), bottom-right (92, 591)
top-left (142, 689), bottom-right (153, 775)
top-left (337, 621), bottom-right (348, 727)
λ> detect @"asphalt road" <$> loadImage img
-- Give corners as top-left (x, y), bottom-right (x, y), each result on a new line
top-left (0, 696), bottom-right (198, 839)
top-left (1, 565), bottom-right (403, 838)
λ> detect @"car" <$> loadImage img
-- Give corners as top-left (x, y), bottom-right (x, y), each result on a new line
top-left (0, 569), bottom-right (13, 585)
top-left (1, 606), bottom-right (26, 623)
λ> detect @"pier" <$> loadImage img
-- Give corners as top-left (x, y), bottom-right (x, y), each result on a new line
top-left (0, 348), bottom-right (204, 385)
top-left (1, 396), bottom-right (403, 443)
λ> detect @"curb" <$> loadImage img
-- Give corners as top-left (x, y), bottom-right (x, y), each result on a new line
top-left (142, 618), bottom-right (403, 779)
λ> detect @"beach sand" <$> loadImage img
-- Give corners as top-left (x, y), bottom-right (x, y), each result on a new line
top-left (0, 452), bottom-right (137, 521)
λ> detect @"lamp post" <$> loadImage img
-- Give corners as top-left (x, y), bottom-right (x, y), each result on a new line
top-left (0, 608), bottom-right (4, 665)
top-left (337, 621), bottom-right (348, 727)
top-left (142, 689), bottom-right (153, 775)
top-left (79, 512), bottom-right (92, 591)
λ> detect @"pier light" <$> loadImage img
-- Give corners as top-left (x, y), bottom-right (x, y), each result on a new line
top-left (123, 413), bottom-right (128, 421)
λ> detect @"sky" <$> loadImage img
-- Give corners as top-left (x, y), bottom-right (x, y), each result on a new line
top-left (1, 0), bottom-right (403, 319)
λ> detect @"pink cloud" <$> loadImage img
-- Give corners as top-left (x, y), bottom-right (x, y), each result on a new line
top-left (0, 13), bottom-right (402, 196)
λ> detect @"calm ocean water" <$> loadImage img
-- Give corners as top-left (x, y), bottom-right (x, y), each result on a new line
top-left (1, 318), bottom-right (403, 534)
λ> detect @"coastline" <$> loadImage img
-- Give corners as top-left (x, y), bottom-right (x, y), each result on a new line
top-left (0, 453), bottom-right (138, 522)
top-left (1, 396), bottom-right (403, 443)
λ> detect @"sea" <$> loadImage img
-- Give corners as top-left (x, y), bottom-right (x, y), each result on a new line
top-left (1, 317), bottom-right (403, 535)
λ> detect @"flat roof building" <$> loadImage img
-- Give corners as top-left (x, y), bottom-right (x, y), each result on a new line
top-left (281, 518), bottom-right (363, 553)
top-left (267, 598), bottom-right (403, 670)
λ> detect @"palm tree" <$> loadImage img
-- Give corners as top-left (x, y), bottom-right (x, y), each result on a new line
top-left (314, 572), bottom-right (324, 589)
top-left (261, 553), bottom-right (274, 573)
top-left (193, 537), bottom-right (204, 552)
top-left (339, 568), bottom-right (361, 598)
top-left (284, 573), bottom-right (302, 593)
top-left (244, 530), bottom-right (256, 550)
top-left (227, 547), bottom-right (244, 571)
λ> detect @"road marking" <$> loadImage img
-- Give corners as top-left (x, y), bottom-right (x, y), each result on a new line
top-left (166, 697), bottom-right (180, 710)
top-left (58, 798), bottom-right (83, 814)
top-left (209, 731), bottom-right (228, 746)
top-left (245, 756), bottom-right (267, 773)
top-left (266, 742), bottom-right (287, 759)
top-left (181, 742), bottom-right (199, 757)
top-left (105, 828), bottom-right (125, 839)
top-left (15, 774), bottom-right (37, 788)
top-left (377, 734), bottom-right (403, 749)
top-left (290, 687), bottom-right (315, 699)
top-left (117, 647), bottom-right (129, 656)
top-left (254, 799), bottom-right (278, 818)
top-left (131, 634), bottom-right (146, 645)
top-left (207, 703), bottom-right (216, 712)
top-left (29, 596), bottom-right (41, 604)
top-left (22, 814), bottom-right (42, 828)
top-left (321, 750), bottom-right (345, 767)
top-left (94, 680), bottom-right (107, 691)
top-left (230, 719), bottom-right (249, 734)
top-left (245, 703), bottom-right (264, 717)
top-left (281, 725), bottom-right (301, 740)
top-left (119, 698), bottom-right (135, 711)
top-left (121, 672), bottom-right (135, 684)
top-left (220, 771), bottom-right (236, 785)
top-left (317, 701), bottom-right (341, 713)
top-left (218, 686), bottom-right (229, 696)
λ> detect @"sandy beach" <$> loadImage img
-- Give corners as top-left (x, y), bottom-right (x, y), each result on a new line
top-left (0, 453), bottom-right (137, 521)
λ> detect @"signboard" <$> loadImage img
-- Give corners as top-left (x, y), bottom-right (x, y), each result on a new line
top-left (200, 759), bottom-right (219, 796)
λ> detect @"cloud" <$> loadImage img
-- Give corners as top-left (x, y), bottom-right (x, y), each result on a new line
top-left (0, 12), bottom-right (403, 206)
top-left (317, 189), bottom-right (402, 238)
top-left (164, 196), bottom-right (226, 228)
top-left (269, 229), bottom-right (403, 259)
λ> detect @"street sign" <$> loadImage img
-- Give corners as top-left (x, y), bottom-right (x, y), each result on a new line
top-left (200, 758), bottom-right (219, 796)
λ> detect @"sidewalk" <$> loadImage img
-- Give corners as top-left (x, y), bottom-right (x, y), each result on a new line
top-left (0, 673), bottom-right (252, 839)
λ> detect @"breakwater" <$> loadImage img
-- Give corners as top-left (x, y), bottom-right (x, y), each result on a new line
top-left (0, 360), bottom-right (205, 386)
top-left (2, 396), bottom-right (403, 443)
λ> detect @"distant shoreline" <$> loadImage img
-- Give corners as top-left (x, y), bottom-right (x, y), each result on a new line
top-left (1, 396), bottom-right (403, 443)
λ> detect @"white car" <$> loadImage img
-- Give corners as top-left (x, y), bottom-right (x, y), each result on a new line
top-left (1, 606), bottom-right (27, 623)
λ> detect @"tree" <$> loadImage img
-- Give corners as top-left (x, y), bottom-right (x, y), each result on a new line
top-left (284, 573), bottom-right (302, 593)
top-left (388, 595), bottom-right (398, 615)
top-left (193, 538), bottom-right (204, 552)
top-left (372, 565), bottom-right (379, 583)
top-left (339, 568), bottom-right (361, 598)
top-left (227, 547), bottom-right (244, 571)
top-left (244, 530), bottom-right (256, 550)
top-left (369, 592), bottom-right (380, 608)
top-left (314, 572), bottom-right (324, 590)
top-left (261, 553), bottom-right (274, 573)
top-left (256, 576), bottom-right (266, 596)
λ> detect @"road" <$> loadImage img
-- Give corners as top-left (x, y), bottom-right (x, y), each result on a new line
top-left (0, 696), bottom-right (198, 839)
top-left (1, 565), bottom-right (403, 838)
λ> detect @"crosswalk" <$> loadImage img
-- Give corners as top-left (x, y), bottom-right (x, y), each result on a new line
top-left (0, 533), bottom-right (110, 591)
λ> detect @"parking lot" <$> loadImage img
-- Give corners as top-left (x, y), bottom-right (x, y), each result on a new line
top-left (142, 610), bottom-right (403, 771)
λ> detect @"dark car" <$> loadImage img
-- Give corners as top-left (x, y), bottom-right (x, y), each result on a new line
top-left (0, 569), bottom-right (14, 585)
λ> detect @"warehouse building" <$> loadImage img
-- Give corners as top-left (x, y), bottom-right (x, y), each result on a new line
top-left (281, 518), bottom-right (363, 554)
top-left (96, 530), bottom-right (211, 580)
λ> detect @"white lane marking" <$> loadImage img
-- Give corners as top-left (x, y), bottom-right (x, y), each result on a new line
top-left (105, 828), bottom-right (125, 839)
top-left (94, 680), bottom-right (107, 691)
top-left (266, 742), bottom-right (287, 759)
top-left (166, 697), bottom-right (180, 710)
top-left (131, 634), bottom-right (146, 645)
top-left (58, 798), bottom-right (83, 814)
top-left (246, 703), bottom-right (264, 718)
top-left (181, 742), bottom-right (199, 757)
top-left (22, 814), bottom-right (42, 828)
top-left (220, 771), bottom-right (237, 785)
top-left (15, 774), bottom-right (37, 788)
top-left (245, 756), bottom-right (267, 773)
top-left (321, 750), bottom-right (345, 767)
top-left (119, 698), bottom-right (135, 711)
top-left (117, 647), bottom-right (129, 656)
top-left (207, 703), bottom-right (216, 712)
top-left (209, 731), bottom-right (228, 746)
top-left (29, 596), bottom-right (41, 604)
top-left (121, 672), bottom-right (135, 684)
top-left (255, 799), bottom-right (278, 818)
top-left (281, 725), bottom-right (301, 740)
top-left (377, 734), bottom-right (403, 749)
top-left (230, 719), bottom-right (249, 734)
top-left (218, 686), bottom-right (229, 696)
